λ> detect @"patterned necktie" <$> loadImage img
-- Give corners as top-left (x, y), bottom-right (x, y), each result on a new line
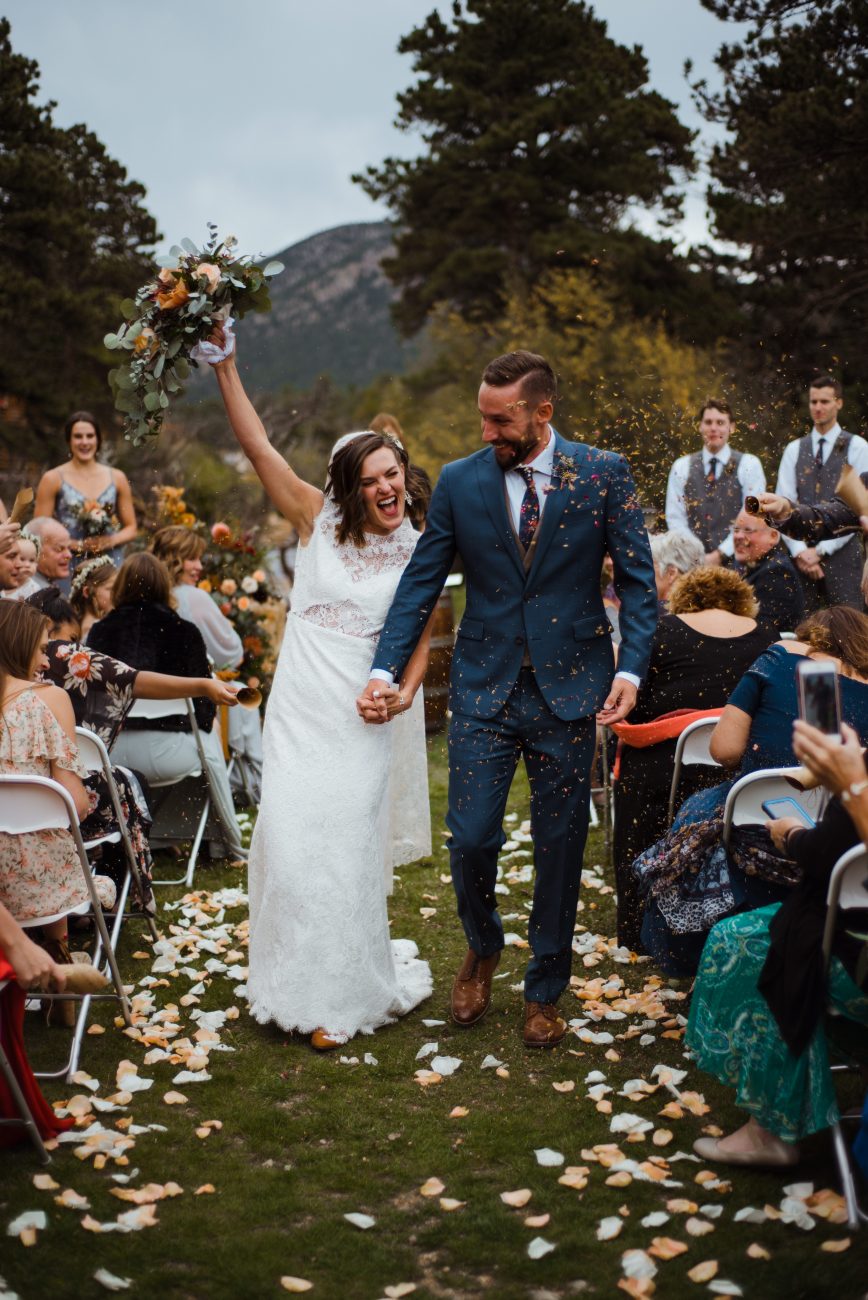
top-left (815, 437), bottom-right (826, 467)
top-left (706, 456), bottom-right (719, 487)
top-left (516, 466), bottom-right (540, 549)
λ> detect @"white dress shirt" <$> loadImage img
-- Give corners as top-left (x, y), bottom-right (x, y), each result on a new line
top-left (775, 424), bottom-right (868, 557)
top-left (371, 427), bottom-right (639, 690)
top-left (665, 444), bottom-right (767, 557)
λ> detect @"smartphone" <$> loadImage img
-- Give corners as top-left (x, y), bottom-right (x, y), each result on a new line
top-left (797, 659), bottom-right (841, 738)
top-left (762, 797), bottom-right (816, 828)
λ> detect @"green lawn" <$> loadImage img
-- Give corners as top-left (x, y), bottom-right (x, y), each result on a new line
top-left (1, 734), bottom-right (865, 1300)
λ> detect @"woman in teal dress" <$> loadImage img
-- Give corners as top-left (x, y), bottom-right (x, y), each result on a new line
top-left (687, 720), bottom-right (868, 1165)
top-left (34, 410), bottom-right (137, 571)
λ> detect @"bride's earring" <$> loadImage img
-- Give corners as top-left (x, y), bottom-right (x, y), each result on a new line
top-left (404, 490), bottom-right (413, 506)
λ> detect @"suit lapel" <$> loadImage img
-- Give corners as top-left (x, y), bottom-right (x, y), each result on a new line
top-left (526, 432), bottom-right (576, 583)
top-left (476, 450), bottom-right (526, 581)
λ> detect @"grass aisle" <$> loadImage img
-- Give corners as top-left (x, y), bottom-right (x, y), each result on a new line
top-left (1, 735), bottom-right (863, 1300)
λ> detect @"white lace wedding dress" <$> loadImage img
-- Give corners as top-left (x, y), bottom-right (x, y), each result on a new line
top-left (246, 497), bottom-right (433, 1037)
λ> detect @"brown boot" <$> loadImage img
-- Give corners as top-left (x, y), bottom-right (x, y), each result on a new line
top-left (523, 1001), bottom-right (567, 1049)
top-left (450, 948), bottom-right (501, 1026)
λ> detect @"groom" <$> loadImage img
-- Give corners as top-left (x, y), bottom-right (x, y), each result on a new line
top-left (358, 352), bottom-right (657, 1047)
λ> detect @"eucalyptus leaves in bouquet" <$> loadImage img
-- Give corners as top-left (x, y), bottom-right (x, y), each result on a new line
top-left (104, 225), bottom-right (283, 444)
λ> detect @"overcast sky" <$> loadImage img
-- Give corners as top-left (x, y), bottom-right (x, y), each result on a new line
top-left (3, 1), bottom-right (747, 257)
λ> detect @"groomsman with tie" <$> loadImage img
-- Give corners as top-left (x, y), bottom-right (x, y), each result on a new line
top-left (358, 352), bottom-right (657, 1049)
top-left (773, 376), bottom-right (868, 611)
top-left (665, 400), bottom-right (766, 565)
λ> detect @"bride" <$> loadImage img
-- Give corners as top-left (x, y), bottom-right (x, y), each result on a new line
top-left (206, 326), bottom-right (433, 1048)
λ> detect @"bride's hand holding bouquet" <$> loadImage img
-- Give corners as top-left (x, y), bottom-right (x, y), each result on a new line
top-left (105, 227), bottom-right (283, 444)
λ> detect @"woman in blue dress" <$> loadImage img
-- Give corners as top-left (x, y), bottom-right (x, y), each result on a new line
top-left (632, 606), bottom-right (868, 973)
top-left (35, 410), bottom-right (138, 571)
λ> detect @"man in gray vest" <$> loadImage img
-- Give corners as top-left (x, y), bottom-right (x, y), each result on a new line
top-left (773, 375), bottom-right (868, 610)
top-left (665, 399), bottom-right (766, 564)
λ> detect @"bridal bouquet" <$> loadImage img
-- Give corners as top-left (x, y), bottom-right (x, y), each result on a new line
top-left (104, 226), bottom-right (283, 444)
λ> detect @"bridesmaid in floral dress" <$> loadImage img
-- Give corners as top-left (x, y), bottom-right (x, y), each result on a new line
top-left (34, 410), bottom-right (138, 571)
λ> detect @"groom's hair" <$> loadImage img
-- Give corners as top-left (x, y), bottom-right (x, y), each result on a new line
top-left (482, 352), bottom-right (557, 410)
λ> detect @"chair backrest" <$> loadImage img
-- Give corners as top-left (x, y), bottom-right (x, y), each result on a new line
top-left (823, 844), bottom-right (868, 965)
top-left (75, 726), bottom-right (111, 776)
top-left (677, 718), bottom-right (722, 768)
top-left (0, 774), bottom-right (77, 833)
top-left (723, 767), bottom-right (828, 843)
top-left (126, 697), bottom-right (189, 722)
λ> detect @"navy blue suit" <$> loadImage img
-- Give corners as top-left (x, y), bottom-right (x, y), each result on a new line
top-left (373, 432), bottom-right (657, 1002)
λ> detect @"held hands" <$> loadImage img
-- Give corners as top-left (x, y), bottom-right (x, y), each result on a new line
top-left (795, 547), bottom-right (824, 581)
top-left (596, 677), bottom-right (638, 726)
top-left (356, 679), bottom-right (413, 725)
top-left (792, 720), bottom-right (866, 796)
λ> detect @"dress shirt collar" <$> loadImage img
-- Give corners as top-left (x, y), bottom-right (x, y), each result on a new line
top-left (702, 444), bottom-right (731, 471)
top-left (811, 423), bottom-right (842, 456)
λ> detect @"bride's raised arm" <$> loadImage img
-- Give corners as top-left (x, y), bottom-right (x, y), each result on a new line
top-left (208, 327), bottom-right (323, 540)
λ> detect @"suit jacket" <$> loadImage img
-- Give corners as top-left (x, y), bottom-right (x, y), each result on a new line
top-left (779, 470), bottom-right (868, 544)
top-left (736, 543), bottom-right (805, 635)
top-left (372, 433), bottom-right (658, 721)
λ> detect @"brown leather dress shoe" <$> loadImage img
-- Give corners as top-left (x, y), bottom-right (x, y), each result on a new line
top-left (451, 949), bottom-right (501, 1026)
top-left (523, 1001), bottom-right (567, 1049)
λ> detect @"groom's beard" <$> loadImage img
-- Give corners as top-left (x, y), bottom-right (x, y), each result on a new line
top-left (492, 416), bottom-right (541, 471)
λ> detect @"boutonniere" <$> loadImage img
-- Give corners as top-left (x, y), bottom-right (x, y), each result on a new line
top-left (552, 452), bottom-right (579, 492)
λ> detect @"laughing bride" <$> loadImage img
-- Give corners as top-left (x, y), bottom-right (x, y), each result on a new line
top-left (205, 324), bottom-right (433, 1049)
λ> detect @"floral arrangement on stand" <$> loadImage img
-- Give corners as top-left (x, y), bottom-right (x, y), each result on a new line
top-left (104, 226), bottom-right (283, 444)
top-left (152, 485), bottom-right (284, 698)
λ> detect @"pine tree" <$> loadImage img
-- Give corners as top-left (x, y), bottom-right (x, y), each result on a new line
top-left (354, 0), bottom-right (694, 336)
top-left (0, 19), bottom-right (158, 443)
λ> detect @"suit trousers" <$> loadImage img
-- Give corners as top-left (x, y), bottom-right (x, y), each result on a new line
top-left (446, 667), bottom-right (596, 1005)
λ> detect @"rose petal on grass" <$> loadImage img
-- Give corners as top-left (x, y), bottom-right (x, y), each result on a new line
top-left (687, 1260), bottom-right (718, 1283)
top-left (195, 1185), bottom-right (215, 1195)
top-left (685, 1217), bottom-right (715, 1237)
top-left (820, 1238), bottom-right (851, 1252)
top-left (439, 1198), bottom-right (465, 1212)
top-left (596, 1216), bottom-right (623, 1241)
top-left (558, 1170), bottom-right (589, 1190)
top-left (527, 1236), bottom-right (555, 1259)
top-left (384, 1286), bottom-right (416, 1299)
top-left (55, 1189), bottom-right (90, 1210)
top-left (280, 1280), bottom-right (314, 1293)
top-left (413, 1069), bottom-right (442, 1087)
top-left (415, 1042), bottom-right (438, 1061)
top-left (708, 1282), bottom-right (741, 1296)
top-left (652, 1129), bottom-right (673, 1147)
top-left (480, 1054), bottom-right (504, 1069)
top-left (33, 1173), bottom-right (59, 1191)
top-left (449, 1106), bottom-right (469, 1118)
top-left (172, 1070), bottom-right (212, 1085)
top-left (621, 1249), bottom-right (657, 1281)
top-left (419, 1178), bottom-right (445, 1198)
top-left (524, 1213), bottom-right (550, 1228)
top-left (641, 1212), bottom-right (670, 1228)
top-left (87, 1025), bottom-right (106, 1035)
top-left (617, 1280), bottom-right (655, 1298)
top-left (429, 1056), bottom-right (461, 1076)
top-left (746, 1243), bottom-right (770, 1260)
top-left (501, 1189), bottom-right (533, 1208)
top-left (94, 1268), bottom-right (132, 1291)
top-left (534, 1147), bottom-right (564, 1167)
top-left (162, 1091), bottom-right (188, 1106)
top-left (344, 1213), bottom-right (375, 1230)
top-left (7, 1210), bottom-right (46, 1243)
top-left (552, 1080), bottom-right (575, 1093)
top-left (647, 1237), bottom-right (688, 1260)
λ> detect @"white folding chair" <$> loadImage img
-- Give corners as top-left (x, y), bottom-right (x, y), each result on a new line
top-left (0, 774), bottom-right (133, 1082)
top-left (666, 717), bottom-right (723, 826)
top-left (119, 697), bottom-right (221, 888)
top-left (75, 728), bottom-right (159, 942)
top-left (722, 767), bottom-right (829, 849)
top-left (0, 980), bottom-right (51, 1163)
top-left (822, 844), bottom-right (868, 1231)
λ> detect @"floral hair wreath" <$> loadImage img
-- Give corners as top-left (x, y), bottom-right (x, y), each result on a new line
top-left (70, 554), bottom-right (115, 598)
top-left (19, 528), bottom-right (41, 560)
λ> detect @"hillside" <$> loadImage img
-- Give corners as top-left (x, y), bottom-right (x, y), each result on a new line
top-left (232, 221), bottom-right (422, 391)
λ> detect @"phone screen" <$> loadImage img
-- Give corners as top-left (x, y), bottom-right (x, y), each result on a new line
top-left (762, 797), bottom-right (815, 828)
top-left (797, 664), bottom-right (841, 736)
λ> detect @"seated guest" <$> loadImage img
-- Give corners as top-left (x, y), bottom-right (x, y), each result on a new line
top-left (70, 555), bottom-right (117, 642)
top-left (27, 587), bottom-right (81, 641)
top-left (150, 525), bottom-right (263, 803)
top-left (730, 507), bottom-right (804, 635)
top-left (633, 605), bottom-right (868, 975)
top-left (612, 567), bottom-right (774, 949)
top-left (87, 553), bottom-right (246, 862)
top-left (0, 600), bottom-right (97, 1024)
top-left (1, 530), bottom-right (42, 602)
top-left (687, 719), bottom-right (868, 1167)
top-left (649, 530), bottom-right (706, 615)
top-left (26, 517), bottom-right (73, 592)
top-left (0, 530), bottom-right (24, 598)
top-left (0, 901), bottom-right (74, 1146)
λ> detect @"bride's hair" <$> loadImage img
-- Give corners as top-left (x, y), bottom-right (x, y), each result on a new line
top-left (325, 432), bottom-right (430, 546)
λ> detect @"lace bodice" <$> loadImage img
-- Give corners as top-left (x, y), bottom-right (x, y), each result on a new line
top-left (291, 498), bottom-right (418, 641)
